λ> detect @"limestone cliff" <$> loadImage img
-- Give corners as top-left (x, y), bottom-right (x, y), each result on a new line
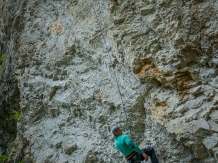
top-left (0, 0), bottom-right (218, 163)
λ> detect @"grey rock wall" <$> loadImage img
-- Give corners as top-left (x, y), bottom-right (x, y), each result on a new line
top-left (0, 0), bottom-right (218, 163)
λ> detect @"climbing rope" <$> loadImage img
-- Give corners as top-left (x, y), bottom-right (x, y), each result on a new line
top-left (89, 0), bottom-right (133, 137)
top-left (89, 1), bottom-right (163, 161)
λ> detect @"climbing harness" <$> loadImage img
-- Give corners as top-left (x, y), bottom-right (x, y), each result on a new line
top-left (127, 153), bottom-right (142, 163)
top-left (89, 0), bottom-right (133, 137)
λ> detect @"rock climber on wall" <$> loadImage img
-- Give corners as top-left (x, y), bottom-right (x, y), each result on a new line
top-left (111, 126), bottom-right (159, 163)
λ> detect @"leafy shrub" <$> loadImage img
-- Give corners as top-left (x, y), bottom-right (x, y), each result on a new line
top-left (9, 110), bottom-right (22, 122)
top-left (0, 54), bottom-right (6, 72)
top-left (0, 154), bottom-right (8, 162)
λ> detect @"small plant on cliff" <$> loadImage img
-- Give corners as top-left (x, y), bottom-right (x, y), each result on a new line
top-left (0, 54), bottom-right (6, 72)
top-left (0, 154), bottom-right (8, 162)
top-left (9, 110), bottom-right (22, 122)
top-left (18, 160), bottom-right (24, 163)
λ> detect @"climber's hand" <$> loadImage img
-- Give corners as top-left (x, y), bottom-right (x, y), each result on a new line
top-left (142, 153), bottom-right (149, 161)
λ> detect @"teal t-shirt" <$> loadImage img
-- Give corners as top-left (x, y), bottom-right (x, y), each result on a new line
top-left (114, 134), bottom-right (143, 157)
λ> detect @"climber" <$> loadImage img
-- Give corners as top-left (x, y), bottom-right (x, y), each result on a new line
top-left (111, 126), bottom-right (159, 163)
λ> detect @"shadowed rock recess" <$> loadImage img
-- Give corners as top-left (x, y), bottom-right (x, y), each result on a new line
top-left (0, 0), bottom-right (218, 162)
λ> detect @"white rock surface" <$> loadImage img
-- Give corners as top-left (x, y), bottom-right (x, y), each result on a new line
top-left (0, 0), bottom-right (218, 163)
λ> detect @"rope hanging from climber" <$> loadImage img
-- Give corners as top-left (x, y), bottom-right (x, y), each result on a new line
top-left (89, 0), bottom-right (132, 137)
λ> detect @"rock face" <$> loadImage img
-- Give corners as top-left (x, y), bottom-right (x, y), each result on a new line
top-left (0, 0), bottom-right (218, 162)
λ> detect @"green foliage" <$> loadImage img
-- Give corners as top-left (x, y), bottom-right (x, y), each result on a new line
top-left (18, 160), bottom-right (24, 163)
top-left (0, 154), bottom-right (8, 163)
top-left (0, 154), bottom-right (24, 163)
top-left (11, 141), bottom-right (18, 148)
top-left (0, 54), bottom-right (6, 73)
top-left (0, 54), bottom-right (6, 61)
top-left (9, 110), bottom-right (22, 122)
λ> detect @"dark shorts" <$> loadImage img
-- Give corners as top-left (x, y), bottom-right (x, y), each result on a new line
top-left (127, 147), bottom-right (159, 163)
top-left (127, 153), bottom-right (142, 163)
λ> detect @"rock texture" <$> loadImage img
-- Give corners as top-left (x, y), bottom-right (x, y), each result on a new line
top-left (0, 0), bottom-right (218, 163)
